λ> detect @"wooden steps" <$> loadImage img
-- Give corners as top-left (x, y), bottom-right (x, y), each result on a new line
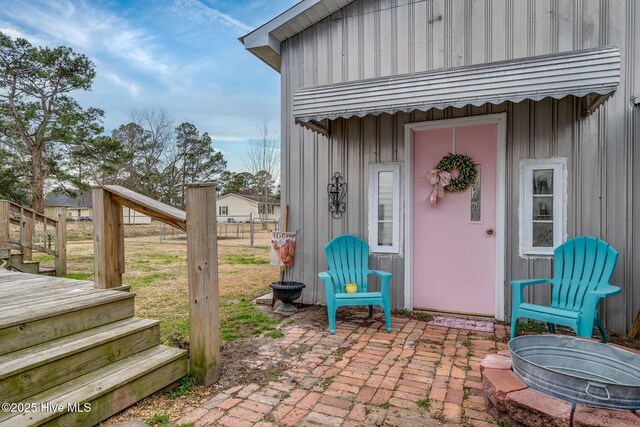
top-left (0, 317), bottom-right (161, 403)
top-left (9, 253), bottom-right (39, 274)
top-left (1, 252), bottom-right (57, 276)
top-left (0, 276), bottom-right (134, 356)
top-left (0, 346), bottom-right (187, 427)
top-left (37, 268), bottom-right (56, 276)
top-left (0, 269), bottom-right (188, 426)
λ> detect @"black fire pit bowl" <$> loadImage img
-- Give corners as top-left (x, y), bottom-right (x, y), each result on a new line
top-left (269, 281), bottom-right (305, 315)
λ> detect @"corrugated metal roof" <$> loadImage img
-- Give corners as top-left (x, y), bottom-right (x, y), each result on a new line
top-left (294, 46), bottom-right (620, 134)
top-left (240, 0), bottom-right (354, 71)
top-left (44, 191), bottom-right (92, 208)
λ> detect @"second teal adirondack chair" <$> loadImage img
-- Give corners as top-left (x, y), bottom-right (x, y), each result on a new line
top-left (318, 235), bottom-right (392, 334)
top-left (511, 236), bottom-right (621, 342)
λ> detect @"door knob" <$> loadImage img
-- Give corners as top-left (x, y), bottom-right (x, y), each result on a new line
top-left (486, 228), bottom-right (494, 235)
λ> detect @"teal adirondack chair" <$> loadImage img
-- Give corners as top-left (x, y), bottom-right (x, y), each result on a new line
top-left (318, 235), bottom-right (392, 334)
top-left (510, 236), bottom-right (621, 342)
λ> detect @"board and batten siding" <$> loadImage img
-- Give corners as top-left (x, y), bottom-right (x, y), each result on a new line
top-left (279, 0), bottom-right (640, 334)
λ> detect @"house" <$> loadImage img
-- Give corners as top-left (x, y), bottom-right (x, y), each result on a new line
top-left (44, 191), bottom-right (151, 225)
top-left (241, 0), bottom-right (640, 335)
top-left (216, 191), bottom-right (281, 223)
top-left (44, 191), bottom-right (93, 220)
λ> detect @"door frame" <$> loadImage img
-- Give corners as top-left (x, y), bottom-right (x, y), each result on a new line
top-left (403, 113), bottom-right (507, 321)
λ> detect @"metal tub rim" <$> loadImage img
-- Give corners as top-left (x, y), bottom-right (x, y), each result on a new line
top-left (508, 335), bottom-right (640, 410)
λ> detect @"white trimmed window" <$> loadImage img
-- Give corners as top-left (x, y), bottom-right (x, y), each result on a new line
top-left (368, 163), bottom-right (401, 253)
top-left (219, 206), bottom-right (228, 215)
top-left (519, 158), bottom-right (567, 256)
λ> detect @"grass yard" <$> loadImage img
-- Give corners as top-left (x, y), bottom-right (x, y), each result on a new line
top-left (34, 226), bottom-right (280, 348)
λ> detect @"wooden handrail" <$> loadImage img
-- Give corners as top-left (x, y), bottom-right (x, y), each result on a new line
top-left (92, 184), bottom-right (219, 386)
top-left (102, 185), bottom-right (186, 231)
top-left (7, 202), bottom-right (57, 226)
top-left (0, 200), bottom-right (66, 276)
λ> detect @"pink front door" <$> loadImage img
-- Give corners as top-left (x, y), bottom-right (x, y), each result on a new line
top-left (412, 123), bottom-right (498, 316)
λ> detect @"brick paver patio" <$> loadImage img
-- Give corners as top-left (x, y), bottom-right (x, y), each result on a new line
top-left (177, 311), bottom-right (510, 426)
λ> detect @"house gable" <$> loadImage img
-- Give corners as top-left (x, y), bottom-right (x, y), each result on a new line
top-left (239, 0), bottom-right (354, 71)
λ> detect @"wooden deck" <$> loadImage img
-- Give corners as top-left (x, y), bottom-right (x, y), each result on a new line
top-left (0, 269), bottom-right (187, 427)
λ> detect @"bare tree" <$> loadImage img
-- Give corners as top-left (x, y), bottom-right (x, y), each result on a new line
top-left (243, 121), bottom-right (280, 228)
top-left (129, 108), bottom-right (173, 196)
top-left (109, 110), bottom-right (227, 208)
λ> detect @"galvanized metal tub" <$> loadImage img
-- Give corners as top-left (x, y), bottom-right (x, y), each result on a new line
top-left (509, 335), bottom-right (640, 410)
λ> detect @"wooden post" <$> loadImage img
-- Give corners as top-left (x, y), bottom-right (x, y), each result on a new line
top-left (629, 310), bottom-right (640, 339)
top-left (23, 211), bottom-right (34, 260)
top-left (92, 186), bottom-right (124, 289)
top-left (54, 207), bottom-right (67, 277)
top-left (0, 201), bottom-right (8, 249)
top-left (186, 183), bottom-right (220, 385)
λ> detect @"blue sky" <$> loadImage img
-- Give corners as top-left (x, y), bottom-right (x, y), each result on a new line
top-left (0, 0), bottom-right (296, 170)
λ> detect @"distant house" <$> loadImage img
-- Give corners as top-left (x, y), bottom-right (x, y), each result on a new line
top-left (44, 192), bottom-right (92, 220)
top-left (44, 191), bottom-right (151, 224)
top-left (216, 192), bottom-right (280, 223)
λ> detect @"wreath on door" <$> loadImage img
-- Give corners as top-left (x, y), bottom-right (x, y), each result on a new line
top-left (427, 153), bottom-right (477, 206)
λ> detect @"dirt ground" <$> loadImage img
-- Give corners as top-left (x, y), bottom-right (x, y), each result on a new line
top-left (105, 304), bottom-right (326, 425)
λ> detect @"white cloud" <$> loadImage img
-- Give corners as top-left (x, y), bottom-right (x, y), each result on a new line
top-left (172, 0), bottom-right (252, 34)
top-left (0, 0), bottom-right (173, 76)
top-left (105, 31), bottom-right (171, 76)
top-left (100, 69), bottom-right (141, 97)
top-left (2, 0), bottom-right (92, 48)
top-left (0, 24), bottom-right (42, 44)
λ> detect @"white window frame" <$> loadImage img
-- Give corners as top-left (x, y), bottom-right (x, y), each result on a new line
top-left (368, 163), bottom-right (401, 254)
top-left (219, 206), bottom-right (228, 215)
top-left (519, 158), bottom-right (567, 257)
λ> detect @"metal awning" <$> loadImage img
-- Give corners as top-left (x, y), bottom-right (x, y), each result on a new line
top-left (293, 46), bottom-right (620, 135)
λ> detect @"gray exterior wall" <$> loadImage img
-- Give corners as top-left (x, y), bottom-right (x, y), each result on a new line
top-left (279, 0), bottom-right (640, 334)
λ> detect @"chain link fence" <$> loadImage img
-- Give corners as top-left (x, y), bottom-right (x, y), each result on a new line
top-left (160, 214), bottom-right (280, 247)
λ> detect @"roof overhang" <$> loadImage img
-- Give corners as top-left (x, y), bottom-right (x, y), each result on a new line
top-left (239, 0), bottom-right (354, 72)
top-left (293, 46), bottom-right (620, 135)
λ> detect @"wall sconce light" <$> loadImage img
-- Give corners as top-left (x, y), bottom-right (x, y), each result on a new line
top-left (328, 172), bottom-right (347, 219)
